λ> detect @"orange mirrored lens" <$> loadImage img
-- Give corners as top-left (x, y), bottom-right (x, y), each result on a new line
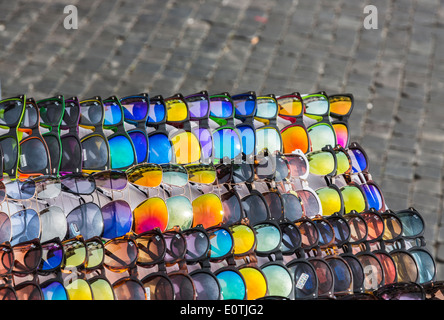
top-left (330, 96), bottom-right (352, 115)
top-left (186, 164), bottom-right (216, 184)
top-left (133, 197), bottom-right (169, 233)
top-left (192, 194), bottom-right (223, 229)
top-left (239, 267), bottom-right (267, 300)
top-left (171, 131), bottom-right (201, 164)
top-left (278, 97), bottom-right (303, 116)
top-left (281, 125), bottom-right (309, 154)
top-left (126, 164), bottom-right (162, 188)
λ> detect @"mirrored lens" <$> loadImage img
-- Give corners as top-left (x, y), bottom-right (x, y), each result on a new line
top-left (237, 125), bottom-right (255, 156)
top-left (254, 223), bottom-right (281, 253)
top-left (133, 197), bottom-right (168, 234)
top-left (41, 281), bottom-right (68, 300)
top-left (66, 279), bottom-right (93, 300)
top-left (362, 183), bottom-right (384, 211)
top-left (40, 241), bottom-right (63, 271)
top-left (192, 194), bottom-right (223, 229)
top-left (316, 187), bottom-right (342, 216)
top-left (210, 97), bottom-right (233, 118)
top-left (230, 224), bottom-right (256, 256)
top-left (304, 95), bottom-right (329, 116)
top-left (333, 123), bottom-right (349, 148)
top-left (89, 278), bottom-right (115, 300)
top-left (308, 123), bottom-right (336, 151)
top-left (148, 133), bottom-right (173, 164)
top-left (397, 210), bottom-right (424, 238)
top-left (165, 99), bottom-right (188, 122)
top-left (128, 130), bottom-right (148, 163)
top-left (307, 151), bottom-right (335, 176)
top-left (341, 185), bottom-right (366, 214)
top-left (103, 101), bottom-right (122, 126)
top-left (109, 135), bottom-right (135, 169)
top-left (255, 97), bottom-right (277, 119)
top-left (281, 125), bottom-right (310, 154)
top-left (102, 200), bottom-right (132, 239)
top-left (216, 269), bottom-right (246, 300)
top-left (208, 228), bottom-right (233, 259)
top-left (213, 128), bottom-right (242, 160)
top-left (170, 131), bottom-right (201, 164)
top-left (255, 127), bottom-right (281, 154)
top-left (348, 148), bottom-right (367, 173)
top-left (239, 267), bottom-right (267, 300)
top-left (126, 163), bottom-right (162, 188)
top-left (165, 196), bottom-right (193, 231)
top-left (261, 264), bottom-right (292, 297)
top-left (148, 99), bottom-right (166, 123)
top-left (186, 94), bottom-right (209, 119)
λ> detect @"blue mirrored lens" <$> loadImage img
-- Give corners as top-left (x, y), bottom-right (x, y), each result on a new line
top-left (209, 229), bottom-right (233, 259)
top-left (41, 243), bottom-right (63, 271)
top-left (362, 184), bottom-right (383, 211)
top-left (109, 135), bottom-right (135, 169)
top-left (210, 98), bottom-right (233, 118)
top-left (148, 100), bottom-right (166, 123)
top-left (234, 96), bottom-right (255, 116)
top-left (121, 97), bottom-right (148, 121)
top-left (42, 281), bottom-right (68, 300)
top-left (102, 200), bottom-right (132, 239)
top-left (216, 270), bottom-right (246, 300)
top-left (410, 250), bottom-right (435, 284)
top-left (348, 148), bottom-right (367, 173)
top-left (193, 127), bottom-right (212, 159)
top-left (237, 125), bottom-right (255, 156)
top-left (104, 102), bottom-right (122, 126)
top-left (148, 133), bottom-right (172, 164)
top-left (129, 131), bottom-right (148, 163)
top-left (213, 128), bottom-right (241, 160)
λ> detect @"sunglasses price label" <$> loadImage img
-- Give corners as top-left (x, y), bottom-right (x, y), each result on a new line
top-left (296, 273), bottom-right (310, 289)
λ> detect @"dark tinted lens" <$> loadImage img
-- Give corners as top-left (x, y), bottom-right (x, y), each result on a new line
top-left (231, 163), bottom-right (254, 183)
top-left (255, 155), bottom-right (275, 180)
top-left (281, 193), bottom-right (304, 221)
top-left (43, 135), bottom-right (61, 174)
top-left (12, 241), bottom-right (42, 273)
top-left (297, 190), bottom-right (320, 217)
top-left (61, 173), bottom-right (96, 195)
top-left (410, 249), bottom-right (436, 284)
top-left (241, 194), bottom-right (269, 226)
top-left (6, 179), bottom-right (35, 199)
top-left (93, 170), bottom-right (127, 190)
top-left (342, 255), bottom-right (365, 293)
top-left (374, 283), bottom-right (425, 300)
top-left (362, 211), bottom-right (384, 240)
top-left (221, 192), bottom-right (242, 225)
top-left (141, 274), bottom-right (174, 300)
top-left (280, 223), bottom-right (301, 254)
top-left (310, 259), bottom-right (334, 297)
top-left (0, 98), bottom-right (24, 126)
top-left (184, 230), bottom-right (209, 261)
top-left (66, 203), bottom-right (103, 239)
top-left (216, 163), bottom-right (231, 184)
top-left (170, 274), bottom-right (195, 300)
top-left (327, 216), bottom-right (351, 245)
top-left (397, 210), bottom-right (424, 238)
top-left (288, 261), bottom-right (317, 299)
top-left (15, 282), bottom-right (43, 300)
top-left (60, 135), bottom-right (82, 173)
top-left (191, 271), bottom-right (220, 300)
top-left (61, 98), bottom-right (80, 127)
top-left (391, 251), bottom-right (418, 283)
top-left (343, 214), bottom-right (368, 243)
top-left (22, 102), bottom-right (39, 128)
top-left (313, 219), bottom-right (334, 246)
top-left (296, 219), bottom-right (319, 248)
top-left (0, 136), bottom-right (18, 172)
top-left (136, 232), bottom-right (166, 266)
top-left (287, 154), bottom-right (308, 178)
top-left (164, 232), bottom-right (186, 264)
top-left (81, 135), bottom-right (109, 169)
top-left (327, 257), bottom-right (352, 294)
top-left (262, 192), bottom-right (284, 221)
top-left (113, 278), bottom-right (146, 300)
top-left (19, 138), bottom-right (49, 173)
top-left (0, 245), bottom-right (13, 275)
top-left (39, 99), bottom-right (64, 125)
top-left (275, 155), bottom-right (289, 181)
top-left (357, 253), bottom-right (384, 290)
top-left (80, 100), bottom-right (102, 126)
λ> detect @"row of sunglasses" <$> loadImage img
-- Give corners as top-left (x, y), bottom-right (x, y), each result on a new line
top-left (0, 90), bottom-right (352, 180)
top-left (0, 141), bottom-right (389, 247)
top-left (0, 206), bottom-right (437, 300)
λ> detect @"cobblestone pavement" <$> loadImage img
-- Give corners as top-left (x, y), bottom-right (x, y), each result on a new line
top-left (1, 0), bottom-right (444, 279)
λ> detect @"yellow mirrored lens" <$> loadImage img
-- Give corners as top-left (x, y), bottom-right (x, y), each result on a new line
top-left (192, 194), bottom-right (223, 229)
top-left (63, 240), bottom-right (86, 269)
top-left (239, 267), bottom-right (267, 300)
top-left (336, 151), bottom-right (350, 175)
top-left (330, 96), bottom-right (352, 115)
top-left (90, 279), bottom-right (114, 300)
top-left (307, 152), bottom-right (335, 175)
top-left (66, 279), bottom-right (93, 300)
top-left (316, 187), bottom-right (342, 216)
top-left (186, 164), bottom-right (216, 184)
top-left (171, 132), bottom-right (201, 164)
top-left (86, 241), bottom-right (104, 269)
top-left (341, 186), bottom-right (366, 213)
top-left (230, 224), bottom-right (256, 255)
top-left (166, 99), bottom-right (188, 122)
top-left (126, 164), bottom-right (162, 188)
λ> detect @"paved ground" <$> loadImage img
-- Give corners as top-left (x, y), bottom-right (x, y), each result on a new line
top-left (1, 0), bottom-right (444, 279)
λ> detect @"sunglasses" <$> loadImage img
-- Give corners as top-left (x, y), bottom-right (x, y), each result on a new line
top-left (120, 93), bottom-right (150, 164)
top-left (185, 91), bottom-right (213, 162)
top-left (103, 96), bottom-right (137, 170)
top-left (37, 95), bottom-right (65, 176)
top-left (329, 94), bottom-right (354, 149)
top-left (66, 202), bottom-right (104, 240)
top-left (17, 98), bottom-right (51, 178)
top-left (232, 91), bottom-right (258, 159)
top-left (277, 92), bottom-right (311, 154)
top-left (303, 92), bottom-right (337, 152)
top-left (60, 97), bottom-right (82, 175)
top-left (79, 97), bottom-right (111, 172)
top-left (0, 95), bottom-right (26, 179)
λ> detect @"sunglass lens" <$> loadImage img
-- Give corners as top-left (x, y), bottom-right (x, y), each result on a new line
top-left (213, 129), bottom-right (241, 160)
top-left (170, 131), bottom-right (201, 164)
top-left (239, 267), bottom-right (267, 300)
top-left (109, 135), bottom-right (135, 169)
top-left (330, 96), bottom-right (352, 115)
top-left (103, 101), bottom-right (122, 126)
top-left (192, 194), bottom-right (223, 229)
top-left (148, 133), bottom-right (173, 164)
top-left (184, 230), bottom-right (209, 261)
top-left (216, 269), bottom-right (246, 300)
top-left (141, 275), bottom-right (174, 300)
top-left (208, 228), bottom-right (233, 259)
top-left (13, 241), bottom-right (42, 273)
top-left (81, 135), bottom-right (109, 169)
top-left (316, 187), bottom-right (342, 216)
top-left (210, 97), bottom-right (233, 118)
top-left (187, 94), bottom-right (209, 118)
top-left (66, 203), bottom-right (103, 239)
top-left (230, 224), bottom-right (255, 256)
top-left (104, 239), bottom-right (138, 271)
top-left (80, 100), bottom-right (102, 126)
top-left (237, 125), bottom-right (255, 156)
top-left (121, 97), bottom-right (148, 121)
top-left (307, 151), bottom-right (335, 176)
top-left (41, 281), bottom-right (68, 300)
top-left (397, 210), bottom-right (424, 238)
top-left (341, 186), bottom-right (366, 214)
top-left (191, 271), bottom-right (220, 300)
top-left (234, 95), bottom-right (255, 116)
top-left (281, 193), bottom-right (304, 221)
top-left (281, 125), bottom-right (310, 154)
top-left (60, 136), bottom-right (82, 173)
top-left (221, 192), bottom-right (242, 225)
top-left (0, 137), bottom-right (18, 173)
top-left (255, 127), bottom-right (281, 154)
top-left (262, 264), bottom-right (293, 298)
top-left (113, 278), bottom-right (146, 300)
top-left (308, 124), bottom-right (336, 151)
top-left (165, 99), bottom-right (188, 122)
top-left (254, 223), bottom-right (281, 253)
top-left (241, 194), bottom-right (269, 226)
top-left (193, 128), bottom-right (212, 160)
top-left (0, 98), bottom-right (24, 126)
top-left (40, 206), bottom-right (67, 242)
top-left (148, 99), bottom-right (166, 123)
top-left (65, 279), bottom-right (93, 300)
top-left (289, 262), bottom-right (317, 299)
top-left (362, 183), bottom-right (383, 211)
top-left (19, 138), bottom-right (49, 173)
top-left (165, 196), bottom-right (193, 231)
top-left (102, 200), bottom-right (132, 239)
top-left (348, 148), bottom-right (367, 173)
top-left (133, 197), bottom-right (168, 233)
top-left (304, 95), bottom-right (329, 115)
top-left (6, 180), bottom-right (35, 200)
top-left (89, 278), bottom-right (115, 300)
top-left (126, 163), bottom-right (162, 188)
top-left (61, 173), bottom-right (96, 195)
top-left (297, 190), bottom-right (320, 217)
top-left (40, 242), bottom-right (63, 271)
top-left (333, 123), bottom-right (349, 148)
top-left (128, 131), bottom-right (148, 164)
top-left (10, 209), bottom-right (40, 246)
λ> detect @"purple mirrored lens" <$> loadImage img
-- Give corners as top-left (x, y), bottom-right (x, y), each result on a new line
top-left (193, 127), bottom-right (212, 159)
top-left (186, 94), bottom-right (209, 119)
top-left (362, 183), bottom-right (383, 211)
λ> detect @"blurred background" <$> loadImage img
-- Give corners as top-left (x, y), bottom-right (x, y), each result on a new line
top-left (1, 0), bottom-right (444, 278)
